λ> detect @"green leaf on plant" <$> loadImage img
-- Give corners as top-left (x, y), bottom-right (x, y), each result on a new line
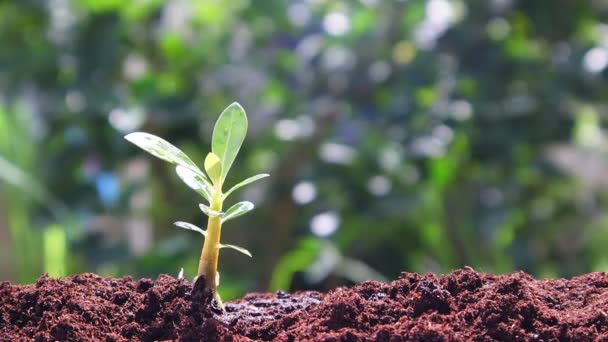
top-left (175, 166), bottom-right (212, 202)
top-left (222, 201), bottom-right (254, 223)
top-left (204, 152), bottom-right (222, 185)
top-left (125, 132), bottom-right (202, 174)
top-left (174, 221), bottom-right (207, 236)
top-left (199, 203), bottom-right (223, 217)
top-left (212, 102), bottom-right (248, 184)
top-left (223, 173), bottom-right (270, 200)
top-left (219, 243), bottom-right (252, 257)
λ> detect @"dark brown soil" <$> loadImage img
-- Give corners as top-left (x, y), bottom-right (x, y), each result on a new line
top-left (1, 268), bottom-right (607, 341)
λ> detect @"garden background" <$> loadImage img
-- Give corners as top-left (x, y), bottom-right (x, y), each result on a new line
top-left (1, 0), bottom-right (608, 300)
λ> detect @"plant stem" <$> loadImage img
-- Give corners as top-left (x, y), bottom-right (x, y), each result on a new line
top-left (197, 191), bottom-right (223, 291)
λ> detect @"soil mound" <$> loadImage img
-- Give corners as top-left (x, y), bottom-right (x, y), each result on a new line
top-left (0, 273), bottom-right (226, 341)
top-left (2, 268), bottom-right (608, 341)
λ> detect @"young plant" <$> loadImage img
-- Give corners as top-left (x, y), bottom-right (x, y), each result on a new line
top-left (125, 102), bottom-right (268, 305)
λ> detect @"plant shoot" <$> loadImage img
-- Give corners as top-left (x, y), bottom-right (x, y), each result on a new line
top-left (125, 102), bottom-right (268, 306)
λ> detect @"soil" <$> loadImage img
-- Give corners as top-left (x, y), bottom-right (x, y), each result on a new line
top-left (1, 268), bottom-right (607, 341)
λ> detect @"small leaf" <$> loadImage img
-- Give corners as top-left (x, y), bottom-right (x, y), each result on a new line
top-left (175, 166), bottom-right (212, 202)
top-left (222, 201), bottom-right (254, 223)
top-left (219, 243), bottom-right (252, 257)
top-left (125, 132), bottom-right (202, 174)
top-left (199, 203), bottom-right (223, 217)
top-left (174, 221), bottom-right (207, 236)
top-left (223, 174), bottom-right (270, 200)
top-left (204, 152), bottom-right (222, 185)
top-left (212, 103), bottom-right (248, 184)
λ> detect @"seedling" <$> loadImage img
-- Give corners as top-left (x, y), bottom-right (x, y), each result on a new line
top-left (125, 102), bottom-right (268, 306)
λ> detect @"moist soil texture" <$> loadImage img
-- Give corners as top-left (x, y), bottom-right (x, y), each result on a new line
top-left (1, 268), bottom-right (607, 341)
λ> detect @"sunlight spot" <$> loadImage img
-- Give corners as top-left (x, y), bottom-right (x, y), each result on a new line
top-left (379, 145), bottom-right (402, 171)
top-left (123, 54), bottom-right (148, 80)
top-left (109, 108), bottom-right (145, 133)
top-left (310, 211), bottom-right (340, 237)
top-left (450, 100), bottom-right (473, 120)
top-left (583, 47), bottom-right (608, 74)
top-left (66, 91), bottom-right (85, 112)
top-left (323, 12), bottom-right (350, 36)
top-left (368, 60), bottom-right (391, 83)
top-left (392, 41), bottom-right (416, 65)
top-left (367, 175), bottom-right (392, 196)
top-left (414, 0), bottom-right (455, 49)
top-left (275, 116), bottom-right (315, 141)
top-left (288, 2), bottom-right (311, 27)
top-left (322, 46), bottom-right (355, 71)
top-left (292, 181), bottom-right (317, 204)
top-left (487, 17), bottom-right (510, 41)
top-left (320, 143), bottom-right (356, 164)
top-left (275, 119), bottom-right (300, 141)
top-left (296, 34), bottom-right (324, 61)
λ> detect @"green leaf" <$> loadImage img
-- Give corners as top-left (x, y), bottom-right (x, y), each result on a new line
top-left (199, 203), bottom-right (223, 217)
top-left (222, 201), bottom-right (254, 223)
top-left (175, 166), bottom-right (212, 202)
top-left (204, 152), bottom-right (222, 185)
top-left (125, 132), bottom-right (202, 174)
top-left (174, 221), bottom-right (207, 236)
top-left (212, 102), bottom-right (248, 184)
top-left (223, 173), bottom-right (270, 200)
top-left (219, 243), bottom-right (252, 257)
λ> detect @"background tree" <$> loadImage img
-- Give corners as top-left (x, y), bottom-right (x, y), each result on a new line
top-left (1, 0), bottom-right (607, 298)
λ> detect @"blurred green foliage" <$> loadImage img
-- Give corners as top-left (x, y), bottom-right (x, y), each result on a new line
top-left (1, 0), bottom-right (608, 298)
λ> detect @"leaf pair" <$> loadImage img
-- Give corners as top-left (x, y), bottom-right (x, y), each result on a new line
top-left (124, 102), bottom-right (268, 201)
top-left (125, 102), bottom-right (247, 183)
top-left (174, 221), bottom-right (252, 257)
top-left (199, 201), bottom-right (254, 223)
